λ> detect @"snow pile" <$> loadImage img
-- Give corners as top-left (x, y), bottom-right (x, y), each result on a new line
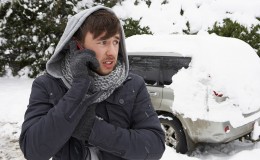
top-left (113, 0), bottom-right (260, 34)
top-left (0, 122), bottom-right (24, 160)
top-left (126, 34), bottom-right (260, 128)
top-left (251, 121), bottom-right (260, 141)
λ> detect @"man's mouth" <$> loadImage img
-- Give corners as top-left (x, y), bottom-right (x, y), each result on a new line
top-left (102, 60), bottom-right (114, 69)
top-left (103, 61), bottom-right (113, 65)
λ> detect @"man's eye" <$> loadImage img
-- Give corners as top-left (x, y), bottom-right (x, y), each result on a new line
top-left (113, 40), bottom-right (119, 45)
top-left (98, 41), bottom-right (106, 45)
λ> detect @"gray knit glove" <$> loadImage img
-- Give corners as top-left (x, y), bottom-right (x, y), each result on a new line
top-left (69, 40), bottom-right (99, 79)
top-left (72, 103), bottom-right (97, 141)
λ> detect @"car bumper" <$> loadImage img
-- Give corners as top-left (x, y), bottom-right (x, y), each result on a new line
top-left (180, 116), bottom-right (260, 144)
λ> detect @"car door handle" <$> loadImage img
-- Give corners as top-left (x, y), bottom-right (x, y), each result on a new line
top-left (149, 91), bottom-right (158, 96)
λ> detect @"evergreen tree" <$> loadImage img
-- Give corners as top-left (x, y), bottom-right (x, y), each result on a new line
top-left (93, 0), bottom-right (122, 8)
top-left (91, 0), bottom-right (153, 38)
top-left (0, 0), bottom-right (152, 77)
top-left (0, 0), bottom-right (78, 77)
top-left (123, 18), bottom-right (153, 38)
top-left (0, 1), bottom-right (12, 76)
top-left (208, 18), bottom-right (260, 57)
top-left (0, 1), bottom-right (37, 76)
top-left (133, 0), bottom-right (151, 7)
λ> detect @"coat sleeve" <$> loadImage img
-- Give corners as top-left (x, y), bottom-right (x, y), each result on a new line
top-left (19, 75), bottom-right (92, 160)
top-left (88, 76), bottom-right (165, 159)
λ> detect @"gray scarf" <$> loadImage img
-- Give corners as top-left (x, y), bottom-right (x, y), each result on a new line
top-left (61, 50), bottom-right (126, 103)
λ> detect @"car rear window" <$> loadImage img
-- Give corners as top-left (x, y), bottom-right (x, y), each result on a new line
top-left (162, 56), bottom-right (191, 85)
top-left (129, 55), bottom-right (191, 86)
top-left (129, 56), bottom-right (161, 85)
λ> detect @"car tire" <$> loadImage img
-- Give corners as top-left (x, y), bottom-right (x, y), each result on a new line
top-left (159, 115), bottom-right (188, 154)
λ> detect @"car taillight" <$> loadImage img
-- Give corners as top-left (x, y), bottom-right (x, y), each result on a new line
top-left (213, 90), bottom-right (223, 97)
top-left (224, 126), bottom-right (230, 133)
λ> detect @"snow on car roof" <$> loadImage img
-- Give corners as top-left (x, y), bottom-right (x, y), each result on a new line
top-left (126, 34), bottom-right (254, 56)
top-left (126, 34), bottom-right (260, 128)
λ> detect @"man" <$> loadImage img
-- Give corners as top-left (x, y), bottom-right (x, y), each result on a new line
top-left (19, 5), bottom-right (165, 160)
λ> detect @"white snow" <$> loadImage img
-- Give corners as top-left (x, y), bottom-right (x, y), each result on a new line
top-left (1, 0), bottom-right (260, 159)
top-left (113, 0), bottom-right (260, 34)
top-left (251, 121), bottom-right (260, 141)
top-left (0, 78), bottom-right (33, 124)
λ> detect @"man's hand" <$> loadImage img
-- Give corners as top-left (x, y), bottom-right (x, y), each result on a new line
top-left (72, 104), bottom-right (97, 141)
top-left (69, 40), bottom-right (99, 79)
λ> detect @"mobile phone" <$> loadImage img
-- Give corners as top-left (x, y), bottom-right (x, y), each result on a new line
top-left (73, 38), bottom-right (84, 50)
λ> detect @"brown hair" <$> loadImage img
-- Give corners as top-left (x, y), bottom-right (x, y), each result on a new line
top-left (74, 9), bottom-right (121, 43)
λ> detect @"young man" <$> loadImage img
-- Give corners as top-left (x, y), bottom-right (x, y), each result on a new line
top-left (19, 6), bottom-right (165, 160)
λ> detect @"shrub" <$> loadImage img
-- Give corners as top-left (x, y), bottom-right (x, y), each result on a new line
top-left (208, 18), bottom-right (260, 57)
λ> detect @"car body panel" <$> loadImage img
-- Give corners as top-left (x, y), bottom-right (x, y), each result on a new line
top-left (147, 86), bottom-right (162, 109)
top-left (149, 84), bottom-right (260, 146)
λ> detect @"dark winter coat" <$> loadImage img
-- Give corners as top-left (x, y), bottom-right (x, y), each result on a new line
top-left (19, 73), bottom-right (165, 160)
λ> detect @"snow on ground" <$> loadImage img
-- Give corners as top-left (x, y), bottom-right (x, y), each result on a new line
top-left (0, 121), bottom-right (24, 160)
top-left (0, 78), bottom-right (33, 160)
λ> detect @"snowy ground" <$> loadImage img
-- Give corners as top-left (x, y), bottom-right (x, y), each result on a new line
top-left (0, 77), bottom-right (260, 160)
top-left (0, 78), bottom-right (32, 160)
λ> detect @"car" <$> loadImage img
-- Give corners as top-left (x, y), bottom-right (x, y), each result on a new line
top-left (126, 34), bottom-right (260, 154)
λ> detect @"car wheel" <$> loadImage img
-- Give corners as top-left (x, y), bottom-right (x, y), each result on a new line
top-left (159, 115), bottom-right (188, 154)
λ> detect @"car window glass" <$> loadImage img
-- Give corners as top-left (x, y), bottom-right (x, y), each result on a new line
top-left (162, 56), bottom-right (191, 85)
top-left (129, 56), bottom-right (160, 86)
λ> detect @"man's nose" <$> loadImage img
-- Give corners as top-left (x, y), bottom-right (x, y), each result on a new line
top-left (106, 44), bottom-right (117, 56)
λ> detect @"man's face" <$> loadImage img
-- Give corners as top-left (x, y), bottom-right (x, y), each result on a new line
top-left (83, 32), bottom-right (120, 76)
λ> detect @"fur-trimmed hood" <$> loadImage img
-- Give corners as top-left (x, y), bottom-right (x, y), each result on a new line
top-left (46, 6), bottom-right (128, 80)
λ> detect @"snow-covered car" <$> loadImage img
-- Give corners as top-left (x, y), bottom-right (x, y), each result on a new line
top-left (126, 34), bottom-right (260, 153)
